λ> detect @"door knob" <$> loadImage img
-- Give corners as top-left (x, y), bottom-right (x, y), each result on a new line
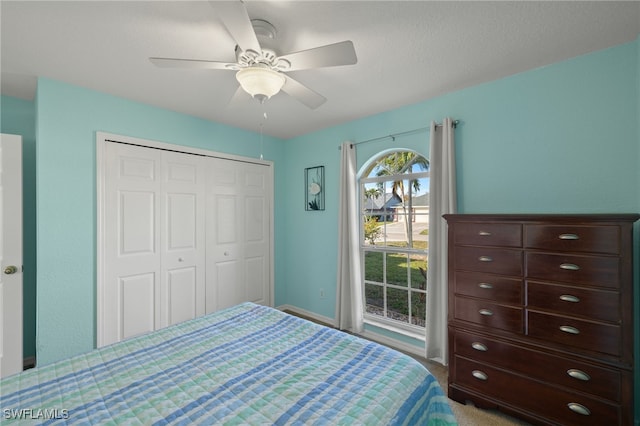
top-left (4, 265), bottom-right (18, 275)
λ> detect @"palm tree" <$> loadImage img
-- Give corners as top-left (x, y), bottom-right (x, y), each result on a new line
top-left (374, 152), bottom-right (429, 246)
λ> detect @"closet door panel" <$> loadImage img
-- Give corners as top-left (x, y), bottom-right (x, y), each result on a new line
top-left (121, 273), bottom-right (156, 340)
top-left (120, 191), bottom-right (156, 255)
top-left (246, 256), bottom-right (265, 303)
top-left (161, 151), bottom-right (206, 326)
top-left (215, 195), bottom-right (238, 244)
top-left (205, 159), bottom-right (271, 312)
top-left (168, 267), bottom-right (197, 325)
top-left (214, 261), bottom-right (243, 310)
top-left (167, 194), bottom-right (196, 250)
top-left (207, 158), bottom-right (237, 312)
top-left (244, 192), bottom-right (269, 306)
top-left (104, 143), bottom-right (162, 345)
top-left (206, 191), bottom-right (241, 313)
top-left (245, 196), bottom-right (265, 242)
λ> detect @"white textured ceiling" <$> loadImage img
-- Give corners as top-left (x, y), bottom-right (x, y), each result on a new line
top-left (2, 1), bottom-right (639, 139)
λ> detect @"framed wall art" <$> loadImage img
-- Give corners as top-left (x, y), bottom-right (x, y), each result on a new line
top-left (305, 166), bottom-right (324, 211)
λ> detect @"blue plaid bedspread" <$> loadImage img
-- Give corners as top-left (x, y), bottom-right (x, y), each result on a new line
top-left (0, 303), bottom-right (456, 425)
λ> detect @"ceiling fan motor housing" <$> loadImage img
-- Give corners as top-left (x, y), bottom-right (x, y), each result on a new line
top-left (235, 46), bottom-right (291, 71)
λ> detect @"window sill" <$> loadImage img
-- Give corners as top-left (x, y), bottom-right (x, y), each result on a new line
top-left (363, 316), bottom-right (425, 341)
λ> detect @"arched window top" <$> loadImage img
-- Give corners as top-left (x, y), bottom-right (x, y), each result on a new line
top-left (362, 150), bottom-right (429, 179)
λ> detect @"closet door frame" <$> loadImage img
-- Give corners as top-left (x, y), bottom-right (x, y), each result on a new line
top-left (96, 132), bottom-right (274, 348)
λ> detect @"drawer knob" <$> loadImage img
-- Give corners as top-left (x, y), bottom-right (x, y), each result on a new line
top-left (478, 283), bottom-right (493, 289)
top-left (560, 325), bottom-right (580, 335)
top-left (567, 369), bottom-right (591, 381)
top-left (478, 256), bottom-right (493, 262)
top-left (471, 342), bottom-right (488, 351)
top-left (479, 309), bottom-right (493, 316)
top-left (567, 403), bottom-right (591, 416)
top-left (559, 233), bottom-right (580, 240)
top-left (560, 263), bottom-right (580, 271)
top-left (472, 370), bottom-right (488, 381)
top-left (478, 231), bottom-right (492, 236)
top-left (559, 294), bottom-right (580, 303)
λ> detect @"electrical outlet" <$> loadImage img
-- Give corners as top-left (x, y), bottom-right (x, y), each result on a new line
top-left (319, 288), bottom-right (325, 298)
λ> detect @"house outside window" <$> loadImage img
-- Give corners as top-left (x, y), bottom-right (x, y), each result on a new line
top-left (360, 150), bottom-right (429, 335)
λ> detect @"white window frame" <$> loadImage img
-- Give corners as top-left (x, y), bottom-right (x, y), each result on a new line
top-left (359, 152), bottom-right (429, 338)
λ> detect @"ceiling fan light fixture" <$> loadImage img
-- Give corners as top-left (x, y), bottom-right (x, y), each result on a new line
top-left (236, 67), bottom-right (285, 100)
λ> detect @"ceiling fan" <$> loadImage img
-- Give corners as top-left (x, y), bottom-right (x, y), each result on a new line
top-left (149, 1), bottom-right (358, 109)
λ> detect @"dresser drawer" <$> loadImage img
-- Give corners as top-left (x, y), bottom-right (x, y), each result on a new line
top-left (525, 224), bottom-right (620, 254)
top-left (528, 281), bottom-right (620, 323)
top-left (452, 329), bottom-right (622, 402)
top-left (454, 246), bottom-right (522, 276)
top-left (452, 356), bottom-right (622, 426)
top-left (527, 311), bottom-right (621, 358)
top-left (526, 252), bottom-right (620, 289)
top-left (454, 297), bottom-right (523, 333)
top-left (452, 222), bottom-right (522, 247)
top-left (454, 272), bottom-right (522, 304)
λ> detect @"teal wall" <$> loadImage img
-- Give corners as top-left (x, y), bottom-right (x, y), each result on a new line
top-left (0, 95), bottom-right (37, 361)
top-left (35, 78), bottom-right (285, 365)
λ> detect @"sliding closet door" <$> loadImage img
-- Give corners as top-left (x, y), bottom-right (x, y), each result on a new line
top-left (103, 142), bottom-right (206, 345)
top-left (206, 159), bottom-right (271, 312)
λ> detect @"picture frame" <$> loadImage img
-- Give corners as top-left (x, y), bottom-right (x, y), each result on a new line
top-left (305, 166), bottom-right (325, 211)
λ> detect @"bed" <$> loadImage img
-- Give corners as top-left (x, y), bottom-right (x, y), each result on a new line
top-left (0, 303), bottom-right (456, 425)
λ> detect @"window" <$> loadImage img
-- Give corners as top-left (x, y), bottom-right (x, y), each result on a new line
top-left (360, 151), bottom-right (429, 334)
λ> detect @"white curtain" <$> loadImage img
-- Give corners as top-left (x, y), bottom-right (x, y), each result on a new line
top-left (336, 142), bottom-right (364, 333)
top-left (425, 118), bottom-right (457, 364)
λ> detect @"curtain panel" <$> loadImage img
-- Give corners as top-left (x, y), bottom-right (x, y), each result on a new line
top-left (336, 142), bottom-right (364, 333)
top-left (425, 118), bottom-right (457, 364)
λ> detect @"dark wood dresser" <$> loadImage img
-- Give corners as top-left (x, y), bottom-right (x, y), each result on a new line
top-left (444, 214), bottom-right (639, 426)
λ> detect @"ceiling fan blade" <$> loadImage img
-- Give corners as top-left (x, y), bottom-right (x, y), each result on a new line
top-left (149, 57), bottom-right (235, 70)
top-left (209, 0), bottom-right (261, 54)
top-left (281, 75), bottom-right (326, 109)
top-left (278, 41), bottom-right (357, 72)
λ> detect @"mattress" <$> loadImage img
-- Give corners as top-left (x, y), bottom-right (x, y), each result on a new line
top-left (0, 303), bottom-right (456, 425)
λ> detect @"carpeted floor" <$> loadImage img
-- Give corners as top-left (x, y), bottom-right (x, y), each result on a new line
top-left (419, 359), bottom-right (531, 425)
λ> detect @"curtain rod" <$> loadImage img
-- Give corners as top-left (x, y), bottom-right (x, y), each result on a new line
top-left (340, 119), bottom-right (459, 150)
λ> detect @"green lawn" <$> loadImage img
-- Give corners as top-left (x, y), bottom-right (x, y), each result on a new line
top-left (364, 248), bottom-right (427, 325)
top-left (364, 250), bottom-right (426, 288)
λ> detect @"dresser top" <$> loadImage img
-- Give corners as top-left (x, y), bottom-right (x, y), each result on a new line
top-left (443, 213), bottom-right (640, 224)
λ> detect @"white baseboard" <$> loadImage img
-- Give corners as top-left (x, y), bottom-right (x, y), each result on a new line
top-left (276, 304), bottom-right (426, 359)
top-left (276, 304), bottom-right (336, 327)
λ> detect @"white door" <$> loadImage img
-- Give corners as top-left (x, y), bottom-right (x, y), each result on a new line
top-left (0, 134), bottom-right (23, 378)
top-left (102, 142), bottom-right (206, 346)
top-left (103, 142), bottom-right (162, 345)
top-left (206, 159), bottom-right (271, 312)
top-left (160, 151), bottom-right (206, 328)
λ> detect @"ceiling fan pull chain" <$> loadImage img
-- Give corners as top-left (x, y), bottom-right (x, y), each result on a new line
top-left (259, 111), bottom-right (267, 160)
